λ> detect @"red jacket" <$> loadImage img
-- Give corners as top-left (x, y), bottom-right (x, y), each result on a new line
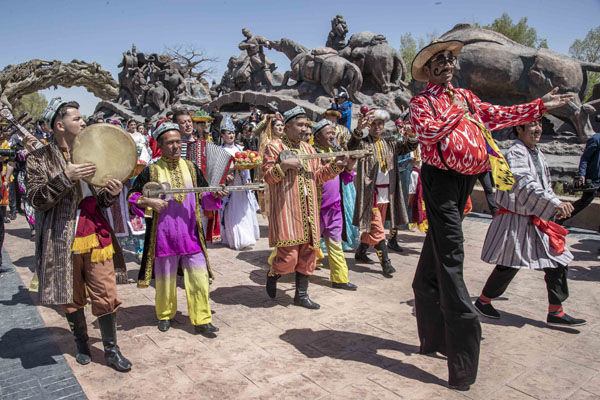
top-left (409, 82), bottom-right (546, 175)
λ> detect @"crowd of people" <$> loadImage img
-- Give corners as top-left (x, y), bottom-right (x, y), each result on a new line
top-left (0, 39), bottom-right (595, 391)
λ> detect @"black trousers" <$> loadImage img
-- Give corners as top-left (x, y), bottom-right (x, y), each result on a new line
top-left (9, 176), bottom-right (20, 214)
top-left (477, 171), bottom-right (498, 215)
top-left (564, 189), bottom-right (597, 222)
top-left (412, 164), bottom-right (481, 387)
top-left (481, 264), bottom-right (569, 306)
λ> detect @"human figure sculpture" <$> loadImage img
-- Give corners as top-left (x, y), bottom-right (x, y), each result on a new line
top-left (326, 15), bottom-right (348, 51)
top-left (238, 28), bottom-right (277, 90)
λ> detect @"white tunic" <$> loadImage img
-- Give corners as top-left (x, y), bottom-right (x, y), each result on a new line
top-left (480, 140), bottom-right (573, 269)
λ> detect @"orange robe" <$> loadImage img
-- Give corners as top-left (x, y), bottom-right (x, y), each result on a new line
top-left (262, 138), bottom-right (342, 248)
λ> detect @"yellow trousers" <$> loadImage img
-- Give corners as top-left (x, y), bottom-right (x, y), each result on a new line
top-left (324, 238), bottom-right (349, 284)
top-left (154, 252), bottom-right (211, 325)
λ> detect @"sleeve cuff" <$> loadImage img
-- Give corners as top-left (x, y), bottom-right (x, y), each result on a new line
top-left (330, 162), bottom-right (343, 175)
top-left (127, 192), bottom-right (146, 218)
top-left (201, 192), bottom-right (222, 211)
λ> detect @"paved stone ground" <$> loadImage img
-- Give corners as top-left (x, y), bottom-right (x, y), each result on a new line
top-left (0, 249), bottom-right (86, 399)
top-left (2, 212), bottom-right (600, 400)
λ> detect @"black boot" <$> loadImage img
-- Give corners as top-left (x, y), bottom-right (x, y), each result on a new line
top-left (354, 242), bottom-right (375, 264)
top-left (65, 309), bottom-right (91, 365)
top-left (374, 240), bottom-right (395, 278)
top-left (266, 271), bottom-right (281, 299)
top-left (387, 229), bottom-right (403, 253)
top-left (293, 272), bottom-right (320, 309)
top-left (98, 312), bottom-right (132, 372)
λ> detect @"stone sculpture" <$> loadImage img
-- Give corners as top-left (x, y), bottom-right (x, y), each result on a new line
top-left (339, 31), bottom-right (408, 93)
top-left (325, 15), bottom-right (348, 51)
top-left (0, 59), bottom-right (118, 110)
top-left (268, 38), bottom-right (363, 100)
top-left (93, 44), bottom-right (211, 122)
top-left (238, 28), bottom-right (277, 90)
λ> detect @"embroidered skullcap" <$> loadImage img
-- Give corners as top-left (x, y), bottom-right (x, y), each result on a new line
top-left (152, 122), bottom-right (180, 141)
top-left (312, 119), bottom-right (332, 136)
top-left (220, 113), bottom-right (235, 132)
top-left (41, 97), bottom-right (69, 128)
top-left (283, 106), bottom-right (306, 124)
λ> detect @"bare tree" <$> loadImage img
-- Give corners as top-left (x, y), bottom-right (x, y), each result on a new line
top-left (164, 44), bottom-right (217, 80)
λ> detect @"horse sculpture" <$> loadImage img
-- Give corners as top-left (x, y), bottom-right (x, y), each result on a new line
top-left (268, 38), bottom-right (363, 101)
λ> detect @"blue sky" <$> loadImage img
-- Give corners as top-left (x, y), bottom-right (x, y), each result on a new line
top-left (2, 0), bottom-right (598, 115)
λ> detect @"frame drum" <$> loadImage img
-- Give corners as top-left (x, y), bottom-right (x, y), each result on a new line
top-left (71, 123), bottom-right (138, 187)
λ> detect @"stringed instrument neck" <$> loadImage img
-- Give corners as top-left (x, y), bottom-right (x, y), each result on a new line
top-left (142, 182), bottom-right (264, 198)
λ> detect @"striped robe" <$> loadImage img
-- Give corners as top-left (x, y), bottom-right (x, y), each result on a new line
top-left (26, 143), bottom-right (127, 305)
top-left (263, 138), bottom-right (342, 248)
top-left (481, 139), bottom-right (573, 269)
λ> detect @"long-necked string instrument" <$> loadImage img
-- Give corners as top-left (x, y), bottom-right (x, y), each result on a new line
top-left (143, 181), bottom-right (264, 201)
top-left (0, 107), bottom-right (44, 151)
top-left (279, 148), bottom-right (372, 162)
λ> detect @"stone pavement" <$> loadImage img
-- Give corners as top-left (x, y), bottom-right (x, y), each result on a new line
top-left (2, 212), bottom-right (600, 399)
top-left (0, 249), bottom-right (86, 399)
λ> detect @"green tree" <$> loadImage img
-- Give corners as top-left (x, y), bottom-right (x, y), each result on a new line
top-left (478, 13), bottom-right (548, 49)
top-left (400, 33), bottom-right (432, 81)
top-left (569, 26), bottom-right (600, 100)
top-left (13, 92), bottom-right (48, 122)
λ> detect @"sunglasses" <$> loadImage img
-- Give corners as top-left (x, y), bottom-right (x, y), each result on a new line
top-left (429, 54), bottom-right (457, 66)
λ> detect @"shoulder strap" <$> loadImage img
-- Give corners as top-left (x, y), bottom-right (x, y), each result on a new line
top-left (421, 93), bottom-right (452, 171)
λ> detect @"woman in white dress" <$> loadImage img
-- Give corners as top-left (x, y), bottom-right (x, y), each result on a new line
top-left (219, 115), bottom-right (260, 250)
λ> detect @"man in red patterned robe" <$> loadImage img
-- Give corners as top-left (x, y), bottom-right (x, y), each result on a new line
top-left (408, 39), bottom-right (573, 391)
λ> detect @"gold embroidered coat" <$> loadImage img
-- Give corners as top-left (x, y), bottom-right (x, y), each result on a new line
top-left (262, 138), bottom-right (342, 247)
top-left (348, 133), bottom-right (418, 232)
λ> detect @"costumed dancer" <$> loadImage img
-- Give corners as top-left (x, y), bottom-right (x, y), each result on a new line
top-left (312, 120), bottom-right (358, 290)
top-left (219, 115), bottom-right (260, 250)
top-left (27, 99), bottom-right (131, 371)
top-left (387, 118), bottom-right (414, 252)
top-left (348, 108), bottom-right (417, 278)
top-left (129, 122), bottom-right (226, 336)
top-left (408, 153), bottom-right (428, 232)
top-left (255, 113), bottom-right (284, 218)
top-left (263, 106), bottom-right (346, 309)
top-left (476, 119), bottom-right (585, 326)
top-left (192, 110), bottom-right (214, 143)
top-left (408, 39), bottom-right (573, 390)
top-left (179, 113), bottom-right (222, 244)
top-left (0, 149), bottom-right (13, 274)
top-left (322, 107), bottom-right (359, 250)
